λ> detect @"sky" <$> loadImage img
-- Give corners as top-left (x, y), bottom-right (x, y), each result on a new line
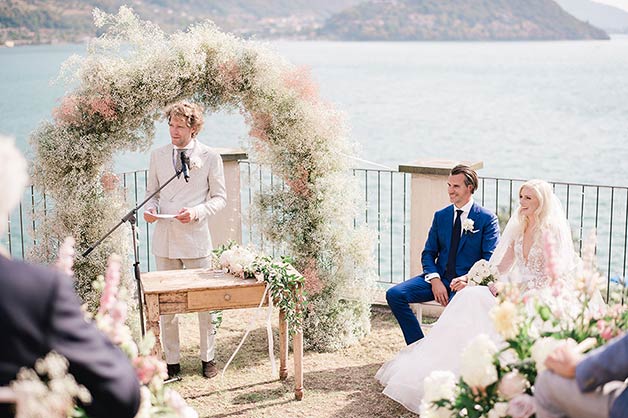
top-left (593, 0), bottom-right (628, 12)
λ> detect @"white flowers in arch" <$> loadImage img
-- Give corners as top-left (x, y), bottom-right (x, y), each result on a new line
top-left (31, 6), bottom-right (376, 351)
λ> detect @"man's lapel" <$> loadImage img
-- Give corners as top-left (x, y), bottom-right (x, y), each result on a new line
top-left (443, 205), bottom-right (454, 250)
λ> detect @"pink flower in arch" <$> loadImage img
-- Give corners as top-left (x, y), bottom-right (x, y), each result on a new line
top-left (302, 258), bottom-right (323, 295)
top-left (218, 59), bottom-right (244, 92)
top-left (285, 166), bottom-right (311, 197)
top-left (53, 95), bottom-right (82, 125)
top-left (245, 111), bottom-right (272, 142)
top-left (283, 66), bottom-right (319, 102)
top-left (87, 95), bottom-right (116, 121)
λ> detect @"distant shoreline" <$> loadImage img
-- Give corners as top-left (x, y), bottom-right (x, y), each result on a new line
top-left (5, 33), bottom-right (628, 49)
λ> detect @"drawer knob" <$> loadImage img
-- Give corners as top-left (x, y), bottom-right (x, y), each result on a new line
top-left (224, 293), bottom-right (231, 301)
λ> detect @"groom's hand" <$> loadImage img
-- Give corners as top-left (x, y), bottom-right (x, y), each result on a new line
top-left (430, 279), bottom-right (449, 306)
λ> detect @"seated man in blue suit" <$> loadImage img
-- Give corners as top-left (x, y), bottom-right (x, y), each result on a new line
top-left (535, 333), bottom-right (628, 418)
top-left (386, 164), bottom-right (500, 345)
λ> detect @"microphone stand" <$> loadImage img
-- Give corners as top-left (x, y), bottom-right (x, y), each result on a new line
top-left (82, 167), bottom-right (185, 336)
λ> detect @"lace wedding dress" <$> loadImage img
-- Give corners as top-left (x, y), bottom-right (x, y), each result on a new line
top-left (375, 233), bottom-right (557, 414)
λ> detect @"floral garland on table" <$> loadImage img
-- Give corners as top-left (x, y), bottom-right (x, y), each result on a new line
top-left (422, 236), bottom-right (628, 418)
top-left (11, 238), bottom-right (197, 418)
top-left (30, 6), bottom-right (376, 351)
top-left (214, 242), bottom-right (305, 333)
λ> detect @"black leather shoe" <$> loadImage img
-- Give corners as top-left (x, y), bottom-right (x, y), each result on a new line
top-left (167, 363), bottom-right (181, 379)
top-left (202, 360), bottom-right (218, 378)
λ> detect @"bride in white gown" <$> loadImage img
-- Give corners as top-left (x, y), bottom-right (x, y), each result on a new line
top-left (375, 179), bottom-right (578, 414)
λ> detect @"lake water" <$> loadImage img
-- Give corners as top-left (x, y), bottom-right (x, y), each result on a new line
top-left (3, 38), bottom-right (628, 281)
top-left (2, 38), bottom-right (628, 186)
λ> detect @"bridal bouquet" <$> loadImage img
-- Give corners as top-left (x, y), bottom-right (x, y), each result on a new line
top-left (467, 259), bottom-right (500, 286)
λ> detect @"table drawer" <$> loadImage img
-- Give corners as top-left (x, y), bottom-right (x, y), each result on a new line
top-left (187, 285), bottom-right (267, 311)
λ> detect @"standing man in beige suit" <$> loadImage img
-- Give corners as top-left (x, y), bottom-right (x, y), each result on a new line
top-left (143, 101), bottom-right (227, 379)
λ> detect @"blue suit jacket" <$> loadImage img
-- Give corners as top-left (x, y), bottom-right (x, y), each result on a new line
top-left (576, 333), bottom-right (628, 418)
top-left (421, 202), bottom-right (500, 279)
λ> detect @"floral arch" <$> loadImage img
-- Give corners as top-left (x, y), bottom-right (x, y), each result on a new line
top-left (31, 7), bottom-right (375, 351)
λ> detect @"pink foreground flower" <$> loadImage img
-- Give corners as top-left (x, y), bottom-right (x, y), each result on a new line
top-left (55, 237), bottom-right (76, 277)
top-left (99, 255), bottom-right (122, 315)
top-left (133, 355), bottom-right (167, 385)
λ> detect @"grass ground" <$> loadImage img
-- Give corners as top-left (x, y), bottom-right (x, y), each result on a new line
top-left (168, 306), bottom-right (431, 418)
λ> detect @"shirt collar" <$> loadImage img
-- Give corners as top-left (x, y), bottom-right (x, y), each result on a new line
top-left (173, 139), bottom-right (196, 150)
top-left (455, 198), bottom-right (474, 214)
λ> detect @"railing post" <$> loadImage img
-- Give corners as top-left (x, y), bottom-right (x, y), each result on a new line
top-left (210, 148), bottom-right (248, 247)
top-left (398, 159), bottom-right (484, 278)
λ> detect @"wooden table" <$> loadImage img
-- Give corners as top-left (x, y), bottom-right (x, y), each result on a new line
top-left (140, 268), bottom-right (304, 400)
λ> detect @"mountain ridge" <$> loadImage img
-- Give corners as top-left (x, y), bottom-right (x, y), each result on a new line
top-left (0, 0), bottom-right (610, 45)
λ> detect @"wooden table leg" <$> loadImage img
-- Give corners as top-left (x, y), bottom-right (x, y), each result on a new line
top-left (294, 326), bottom-right (304, 400)
top-left (144, 294), bottom-right (163, 359)
top-left (279, 310), bottom-right (289, 380)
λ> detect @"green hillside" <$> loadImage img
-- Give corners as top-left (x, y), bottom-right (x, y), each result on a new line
top-left (320, 0), bottom-right (609, 40)
top-left (0, 0), bottom-right (363, 44)
top-left (0, 0), bottom-right (609, 45)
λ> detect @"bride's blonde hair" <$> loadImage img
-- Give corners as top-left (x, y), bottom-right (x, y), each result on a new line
top-left (517, 179), bottom-right (554, 231)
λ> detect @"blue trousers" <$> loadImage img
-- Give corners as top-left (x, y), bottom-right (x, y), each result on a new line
top-left (386, 274), bottom-right (453, 345)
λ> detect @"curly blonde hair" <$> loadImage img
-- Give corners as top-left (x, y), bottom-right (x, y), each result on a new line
top-left (164, 101), bottom-right (205, 138)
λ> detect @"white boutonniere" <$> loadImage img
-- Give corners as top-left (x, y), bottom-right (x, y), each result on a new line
top-left (462, 218), bottom-right (478, 234)
top-left (189, 155), bottom-right (203, 170)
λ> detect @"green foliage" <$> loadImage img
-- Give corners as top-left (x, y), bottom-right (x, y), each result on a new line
top-left (214, 241), bottom-right (306, 334)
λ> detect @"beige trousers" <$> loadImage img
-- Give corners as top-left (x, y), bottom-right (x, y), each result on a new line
top-left (155, 256), bottom-right (217, 364)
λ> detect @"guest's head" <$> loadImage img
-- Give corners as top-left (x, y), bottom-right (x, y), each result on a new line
top-left (448, 164), bottom-right (478, 207)
top-left (165, 101), bottom-right (204, 147)
top-left (518, 179), bottom-right (554, 228)
top-left (0, 136), bottom-right (28, 236)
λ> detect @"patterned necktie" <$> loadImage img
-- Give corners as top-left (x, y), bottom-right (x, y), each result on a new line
top-left (445, 209), bottom-right (463, 280)
top-left (174, 149), bottom-right (185, 173)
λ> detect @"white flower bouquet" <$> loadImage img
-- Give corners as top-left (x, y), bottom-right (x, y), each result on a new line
top-left (218, 245), bottom-right (257, 278)
top-left (467, 259), bottom-right (500, 286)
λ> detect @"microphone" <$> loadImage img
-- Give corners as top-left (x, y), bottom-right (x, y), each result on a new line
top-left (181, 152), bottom-right (190, 183)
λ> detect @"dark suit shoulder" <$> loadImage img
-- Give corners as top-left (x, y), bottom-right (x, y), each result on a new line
top-left (434, 205), bottom-right (453, 217)
top-left (0, 256), bottom-right (65, 386)
top-left (0, 256), bottom-right (59, 305)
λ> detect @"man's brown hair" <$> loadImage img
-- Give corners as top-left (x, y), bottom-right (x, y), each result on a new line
top-left (450, 164), bottom-right (478, 194)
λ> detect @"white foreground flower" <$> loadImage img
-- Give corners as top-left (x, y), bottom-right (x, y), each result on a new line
top-left (459, 334), bottom-right (499, 389)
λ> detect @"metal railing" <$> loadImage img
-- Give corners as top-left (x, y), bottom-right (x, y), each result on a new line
top-left (5, 165), bottom-right (628, 296)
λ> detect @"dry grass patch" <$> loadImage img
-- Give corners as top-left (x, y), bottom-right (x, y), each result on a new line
top-left (166, 306), bottom-right (432, 417)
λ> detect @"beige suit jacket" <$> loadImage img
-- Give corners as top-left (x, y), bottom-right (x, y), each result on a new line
top-left (145, 140), bottom-right (227, 259)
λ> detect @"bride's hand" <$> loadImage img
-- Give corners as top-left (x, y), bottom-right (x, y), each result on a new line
top-left (450, 275), bottom-right (468, 292)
